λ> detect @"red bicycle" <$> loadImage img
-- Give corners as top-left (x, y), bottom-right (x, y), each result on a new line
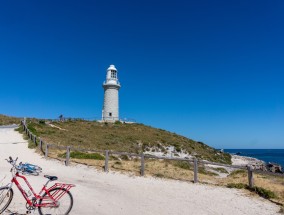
top-left (0, 157), bottom-right (75, 214)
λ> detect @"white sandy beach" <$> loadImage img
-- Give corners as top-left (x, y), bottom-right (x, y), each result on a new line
top-left (0, 127), bottom-right (280, 215)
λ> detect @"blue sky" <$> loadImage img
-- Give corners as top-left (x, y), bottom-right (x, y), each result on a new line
top-left (1, 0), bottom-right (283, 149)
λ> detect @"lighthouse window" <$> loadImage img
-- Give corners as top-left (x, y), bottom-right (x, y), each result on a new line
top-left (111, 70), bottom-right (116, 78)
top-left (109, 113), bottom-right (112, 117)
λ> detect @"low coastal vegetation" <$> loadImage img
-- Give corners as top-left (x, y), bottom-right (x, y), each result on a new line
top-left (2, 115), bottom-right (283, 208)
top-left (280, 206), bottom-right (284, 214)
top-left (0, 114), bottom-right (20, 125)
top-left (222, 169), bottom-right (284, 205)
top-left (213, 167), bottom-right (229, 174)
top-left (227, 183), bottom-right (277, 199)
top-left (59, 151), bottom-right (105, 160)
top-left (23, 118), bottom-right (232, 164)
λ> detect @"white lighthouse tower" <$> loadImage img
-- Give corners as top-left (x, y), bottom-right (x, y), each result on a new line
top-left (102, 65), bottom-right (121, 122)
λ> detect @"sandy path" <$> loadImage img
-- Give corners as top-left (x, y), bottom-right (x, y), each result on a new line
top-left (0, 128), bottom-right (280, 215)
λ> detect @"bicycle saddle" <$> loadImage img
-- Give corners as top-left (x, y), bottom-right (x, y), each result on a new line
top-left (44, 175), bottom-right (58, 181)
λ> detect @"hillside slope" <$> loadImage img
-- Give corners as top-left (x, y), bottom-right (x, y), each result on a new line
top-left (27, 119), bottom-right (231, 164)
top-left (0, 127), bottom-right (279, 215)
top-left (0, 114), bottom-right (20, 125)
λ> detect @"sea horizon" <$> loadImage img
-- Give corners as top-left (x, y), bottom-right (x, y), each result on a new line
top-left (224, 149), bottom-right (284, 167)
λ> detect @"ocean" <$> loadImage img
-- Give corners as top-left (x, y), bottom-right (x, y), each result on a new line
top-left (224, 149), bottom-right (284, 167)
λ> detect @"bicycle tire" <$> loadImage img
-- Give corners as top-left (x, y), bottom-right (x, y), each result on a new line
top-left (38, 188), bottom-right (73, 215)
top-left (33, 165), bottom-right (42, 171)
top-left (28, 170), bottom-right (40, 176)
top-left (31, 171), bottom-right (40, 176)
top-left (25, 163), bottom-right (42, 171)
top-left (22, 169), bottom-right (39, 176)
top-left (0, 187), bottom-right (13, 214)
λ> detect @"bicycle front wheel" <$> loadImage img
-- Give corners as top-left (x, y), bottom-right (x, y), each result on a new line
top-left (38, 188), bottom-right (73, 215)
top-left (0, 187), bottom-right (13, 214)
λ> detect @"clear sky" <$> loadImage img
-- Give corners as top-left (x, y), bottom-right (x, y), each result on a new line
top-left (1, 0), bottom-right (283, 149)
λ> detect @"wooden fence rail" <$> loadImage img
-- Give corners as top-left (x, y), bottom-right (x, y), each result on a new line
top-left (21, 121), bottom-right (284, 188)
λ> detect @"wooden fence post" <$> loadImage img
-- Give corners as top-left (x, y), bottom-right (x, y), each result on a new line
top-left (247, 165), bottom-right (254, 188)
top-left (45, 144), bottom-right (49, 158)
top-left (140, 153), bottom-right (145, 176)
top-left (66, 146), bottom-right (71, 166)
top-left (34, 135), bottom-right (37, 145)
top-left (39, 138), bottom-right (42, 150)
top-left (104, 150), bottom-right (109, 172)
top-left (194, 158), bottom-right (198, 183)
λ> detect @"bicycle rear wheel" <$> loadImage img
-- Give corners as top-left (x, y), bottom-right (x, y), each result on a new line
top-left (0, 187), bottom-right (13, 213)
top-left (38, 188), bottom-right (73, 215)
top-left (26, 163), bottom-right (42, 171)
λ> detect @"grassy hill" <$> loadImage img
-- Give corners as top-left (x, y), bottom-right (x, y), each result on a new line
top-left (4, 115), bottom-right (284, 208)
top-left (0, 114), bottom-right (20, 125)
top-left (26, 119), bottom-right (231, 164)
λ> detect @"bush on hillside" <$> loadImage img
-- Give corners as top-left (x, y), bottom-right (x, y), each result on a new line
top-left (174, 161), bottom-right (192, 170)
top-left (229, 169), bottom-right (246, 177)
top-left (227, 183), bottom-right (277, 200)
top-left (227, 183), bottom-right (248, 189)
top-left (252, 186), bottom-right (277, 199)
top-left (59, 151), bottom-right (105, 160)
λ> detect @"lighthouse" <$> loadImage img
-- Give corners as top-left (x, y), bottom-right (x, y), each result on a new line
top-left (102, 65), bottom-right (121, 122)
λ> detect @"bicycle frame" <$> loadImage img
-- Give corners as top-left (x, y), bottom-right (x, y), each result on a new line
top-left (10, 172), bottom-right (75, 208)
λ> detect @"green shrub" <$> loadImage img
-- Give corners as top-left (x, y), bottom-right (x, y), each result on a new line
top-left (175, 146), bottom-right (181, 152)
top-left (199, 167), bottom-right (218, 176)
top-left (27, 124), bottom-right (36, 133)
top-left (115, 121), bottom-right (122, 125)
top-left (279, 206), bottom-right (284, 214)
top-left (229, 169), bottom-right (246, 177)
top-left (174, 161), bottom-right (192, 170)
top-left (110, 155), bottom-right (119, 160)
top-left (39, 120), bottom-right (45, 124)
top-left (15, 126), bottom-right (23, 132)
top-left (227, 183), bottom-right (247, 189)
top-left (154, 173), bottom-right (164, 178)
top-left (252, 186), bottom-right (277, 199)
top-left (214, 167), bottom-right (229, 174)
top-left (227, 184), bottom-right (277, 200)
top-left (28, 140), bottom-right (37, 149)
top-left (114, 161), bottom-right (122, 165)
top-left (120, 155), bottom-right (129, 160)
top-left (59, 151), bottom-right (105, 160)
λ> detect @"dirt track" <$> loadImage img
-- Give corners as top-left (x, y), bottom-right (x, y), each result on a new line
top-left (0, 128), bottom-right (280, 215)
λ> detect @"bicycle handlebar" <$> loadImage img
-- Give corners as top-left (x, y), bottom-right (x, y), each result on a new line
top-left (6, 156), bottom-right (18, 166)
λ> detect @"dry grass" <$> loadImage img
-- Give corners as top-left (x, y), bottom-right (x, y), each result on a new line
top-left (216, 170), bottom-right (284, 204)
top-left (19, 119), bottom-right (284, 206)
top-left (49, 150), bottom-right (284, 205)
top-left (25, 119), bottom-right (232, 164)
top-left (0, 114), bottom-right (20, 125)
top-left (280, 206), bottom-right (284, 214)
